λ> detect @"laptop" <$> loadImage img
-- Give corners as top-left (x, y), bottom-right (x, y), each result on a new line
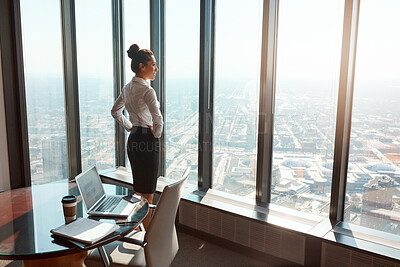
top-left (75, 166), bottom-right (137, 217)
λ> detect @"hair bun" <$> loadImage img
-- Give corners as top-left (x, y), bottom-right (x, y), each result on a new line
top-left (127, 44), bottom-right (140, 59)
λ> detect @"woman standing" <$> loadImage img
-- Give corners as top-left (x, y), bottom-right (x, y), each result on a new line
top-left (111, 44), bottom-right (163, 229)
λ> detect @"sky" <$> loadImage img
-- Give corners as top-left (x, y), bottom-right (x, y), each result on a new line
top-left (276, 0), bottom-right (344, 82)
top-left (19, 0), bottom-right (400, 83)
top-left (355, 0), bottom-right (400, 83)
top-left (20, 0), bottom-right (64, 75)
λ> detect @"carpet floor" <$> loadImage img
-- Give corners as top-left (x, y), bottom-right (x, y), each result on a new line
top-left (0, 231), bottom-right (290, 267)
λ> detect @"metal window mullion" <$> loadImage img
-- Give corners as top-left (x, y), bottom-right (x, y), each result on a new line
top-left (112, 0), bottom-right (125, 167)
top-left (150, 0), bottom-right (165, 176)
top-left (330, 0), bottom-right (360, 223)
top-left (256, 0), bottom-right (278, 204)
top-left (60, 0), bottom-right (81, 179)
top-left (0, 0), bottom-right (31, 187)
top-left (198, 0), bottom-right (214, 190)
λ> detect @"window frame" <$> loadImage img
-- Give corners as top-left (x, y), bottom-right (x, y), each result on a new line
top-left (330, 0), bottom-right (359, 223)
top-left (256, 0), bottom-right (278, 203)
top-left (150, 0), bottom-right (166, 177)
top-left (0, 0), bottom-right (31, 188)
top-left (113, 0), bottom-right (126, 168)
top-left (61, 0), bottom-right (81, 178)
top-left (198, 0), bottom-right (214, 190)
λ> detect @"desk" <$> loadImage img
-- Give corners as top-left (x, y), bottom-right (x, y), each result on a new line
top-left (0, 180), bottom-right (148, 266)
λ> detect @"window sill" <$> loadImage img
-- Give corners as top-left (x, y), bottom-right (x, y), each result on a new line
top-left (100, 167), bottom-right (327, 234)
top-left (100, 167), bottom-right (400, 263)
top-left (323, 222), bottom-right (400, 262)
top-left (187, 188), bottom-right (328, 235)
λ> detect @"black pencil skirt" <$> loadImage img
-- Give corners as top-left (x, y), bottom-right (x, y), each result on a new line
top-left (127, 126), bottom-right (160, 194)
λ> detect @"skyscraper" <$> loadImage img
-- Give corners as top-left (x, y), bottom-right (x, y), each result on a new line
top-left (361, 175), bottom-right (398, 230)
top-left (42, 136), bottom-right (68, 184)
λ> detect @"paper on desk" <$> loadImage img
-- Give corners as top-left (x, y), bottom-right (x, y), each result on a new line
top-left (51, 217), bottom-right (120, 244)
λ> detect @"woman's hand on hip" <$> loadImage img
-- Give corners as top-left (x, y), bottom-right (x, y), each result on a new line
top-left (147, 125), bottom-right (154, 135)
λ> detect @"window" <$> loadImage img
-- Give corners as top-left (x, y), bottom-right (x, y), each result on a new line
top-left (165, 0), bottom-right (200, 184)
top-left (212, 0), bottom-right (263, 198)
top-left (271, 0), bottom-right (344, 214)
top-left (11, 0), bottom-right (400, 247)
top-left (75, 0), bottom-right (115, 171)
top-left (344, 0), bottom-right (400, 233)
top-left (20, 0), bottom-right (68, 184)
top-left (123, 0), bottom-right (151, 83)
top-left (123, 0), bottom-right (151, 168)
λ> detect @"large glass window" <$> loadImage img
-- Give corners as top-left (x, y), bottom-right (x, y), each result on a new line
top-left (212, 0), bottom-right (263, 198)
top-left (344, 0), bottom-right (400, 233)
top-left (123, 0), bottom-right (150, 83)
top-left (75, 0), bottom-right (115, 171)
top-left (20, 0), bottom-right (68, 184)
top-left (123, 0), bottom-right (151, 169)
top-left (165, 0), bottom-right (200, 184)
top-left (271, 0), bottom-right (344, 214)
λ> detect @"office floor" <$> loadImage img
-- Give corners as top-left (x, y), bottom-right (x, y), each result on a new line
top-left (0, 231), bottom-right (285, 267)
top-left (171, 231), bottom-right (282, 267)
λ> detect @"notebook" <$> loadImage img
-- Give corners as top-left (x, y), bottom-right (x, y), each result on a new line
top-left (75, 166), bottom-right (137, 217)
top-left (51, 217), bottom-right (120, 244)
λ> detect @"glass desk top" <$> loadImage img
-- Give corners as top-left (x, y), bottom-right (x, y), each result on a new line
top-left (0, 180), bottom-right (148, 260)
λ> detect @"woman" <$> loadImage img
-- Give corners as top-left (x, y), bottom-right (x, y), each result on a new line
top-left (111, 44), bottom-right (163, 229)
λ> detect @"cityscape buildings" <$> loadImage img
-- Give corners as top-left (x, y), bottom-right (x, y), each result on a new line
top-left (25, 74), bottom-right (400, 234)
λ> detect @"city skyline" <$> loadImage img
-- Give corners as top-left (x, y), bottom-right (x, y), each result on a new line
top-left (24, 72), bottom-right (400, 235)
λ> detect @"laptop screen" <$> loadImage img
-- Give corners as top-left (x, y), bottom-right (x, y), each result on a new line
top-left (76, 166), bottom-right (105, 210)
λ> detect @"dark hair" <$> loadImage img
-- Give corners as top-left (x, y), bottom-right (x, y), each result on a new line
top-left (127, 44), bottom-right (154, 74)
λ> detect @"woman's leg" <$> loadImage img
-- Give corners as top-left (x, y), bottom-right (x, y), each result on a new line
top-left (127, 128), bottom-right (159, 230)
top-left (140, 193), bottom-right (154, 230)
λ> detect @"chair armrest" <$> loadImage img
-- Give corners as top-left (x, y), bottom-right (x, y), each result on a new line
top-left (120, 236), bottom-right (147, 247)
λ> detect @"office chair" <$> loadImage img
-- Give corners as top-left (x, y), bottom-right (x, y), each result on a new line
top-left (85, 167), bottom-right (190, 267)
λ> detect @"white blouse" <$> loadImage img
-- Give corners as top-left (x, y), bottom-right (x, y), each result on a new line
top-left (111, 77), bottom-right (163, 138)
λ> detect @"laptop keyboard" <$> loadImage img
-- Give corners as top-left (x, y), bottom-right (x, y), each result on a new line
top-left (95, 196), bottom-right (121, 212)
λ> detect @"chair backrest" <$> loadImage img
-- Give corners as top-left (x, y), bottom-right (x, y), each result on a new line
top-left (144, 167), bottom-right (190, 267)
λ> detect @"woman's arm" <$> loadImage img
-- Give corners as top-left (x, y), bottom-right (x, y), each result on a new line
top-left (111, 93), bottom-right (133, 131)
top-left (143, 89), bottom-right (163, 138)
